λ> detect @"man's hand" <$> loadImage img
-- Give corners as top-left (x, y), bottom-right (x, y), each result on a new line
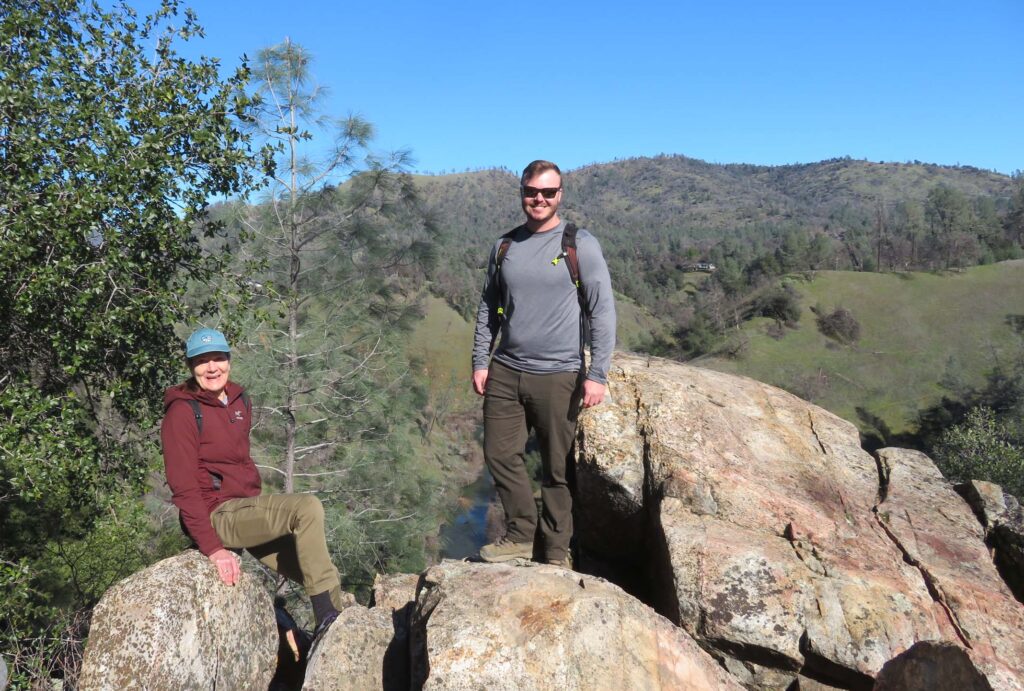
top-left (472, 369), bottom-right (489, 396)
top-left (581, 379), bottom-right (607, 408)
top-left (209, 548), bottom-right (240, 586)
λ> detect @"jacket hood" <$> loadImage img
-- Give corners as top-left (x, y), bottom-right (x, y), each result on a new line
top-left (163, 380), bottom-right (245, 412)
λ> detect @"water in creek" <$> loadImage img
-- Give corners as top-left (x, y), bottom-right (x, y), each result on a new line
top-left (438, 468), bottom-right (494, 560)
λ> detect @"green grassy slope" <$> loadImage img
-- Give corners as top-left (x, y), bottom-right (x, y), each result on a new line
top-left (614, 293), bottom-right (673, 352)
top-left (407, 294), bottom-right (477, 409)
top-left (696, 260), bottom-right (1024, 438)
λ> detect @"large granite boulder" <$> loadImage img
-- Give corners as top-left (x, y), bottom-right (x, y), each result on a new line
top-left (302, 605), bottom-right (400, 691)
top-left (576, 353), bottom-right (1024, 689)
top-left (408, 560), bottom-right (743, 690)
top-left (79, 549), bottom-right (277, 690)
top-left (303, 572), bottom-right (418, 690)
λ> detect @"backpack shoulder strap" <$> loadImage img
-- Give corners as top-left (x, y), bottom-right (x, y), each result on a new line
top-left (495, 227), bottom-right (518, 269)
top-left (177, 393), bottom-right (248, 438)
top-left (561, 223), bottom-right (581, 290)
top-left (561, 223), bottom-right (589, 354)
top-left (181, 399), bottom-right (203, 436)
top-left (493, 228), bottom-right (521, 321)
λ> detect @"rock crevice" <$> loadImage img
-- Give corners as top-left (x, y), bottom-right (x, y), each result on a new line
top-left (873, 450), bottom-right (891, 504)
top-left (871, 506), bottom-right (972, 649)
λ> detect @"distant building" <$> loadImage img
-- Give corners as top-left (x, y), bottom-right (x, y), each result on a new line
top-left (682, 261), bottom-right (716, 273)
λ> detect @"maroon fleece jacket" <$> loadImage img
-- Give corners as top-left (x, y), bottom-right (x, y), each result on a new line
top-left (161, 381), bottom-right (261, 555)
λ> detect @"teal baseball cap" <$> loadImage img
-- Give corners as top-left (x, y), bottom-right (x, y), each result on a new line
top-left (185, 328), bottom-right (231, 358)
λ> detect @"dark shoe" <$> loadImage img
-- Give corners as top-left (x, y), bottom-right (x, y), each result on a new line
top-left (479, 537), bottom-right (533, 563)
top-left (307, 611), bottom-right (338, 659)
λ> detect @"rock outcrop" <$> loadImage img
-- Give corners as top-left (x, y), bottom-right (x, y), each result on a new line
top-left (79, 549), bottom-right (277, 691)
top-left (960, 479), bottom-right (1024, 601)
top-left (371, 571), bottom-right (421, 612)
top-left (576, 353), bottom-right (1024, 690)
top-left (874, 449), bottom-right (1024, 689)
top-left (80, 353), bottom-right (1024, 690)
top-left (409, 560), bottom-right (743, 690)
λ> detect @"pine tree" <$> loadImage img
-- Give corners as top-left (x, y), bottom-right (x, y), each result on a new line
top-left (230, 39), bottom-right (441, 593)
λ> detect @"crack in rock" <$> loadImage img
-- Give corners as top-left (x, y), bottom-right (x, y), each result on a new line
top-left (873, 451), bottom-right (891, 504)
top-left (783, 522), bottom-right (829, 577)
top-left (807, 411), bottom-right (828, 455)
top-left (871, 507), bottom-right (972, 649)
top-left (632, 379), bottom-right (660, 506)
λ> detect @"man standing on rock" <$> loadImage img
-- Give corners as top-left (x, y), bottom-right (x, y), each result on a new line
top-left (472, 160), bottom-right (616, 567)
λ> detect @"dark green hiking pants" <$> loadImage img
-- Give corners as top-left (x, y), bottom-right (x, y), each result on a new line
top-left (211, 493), bottom-right (343, 608)
top-left (484, 360), bottom-right (582, 562)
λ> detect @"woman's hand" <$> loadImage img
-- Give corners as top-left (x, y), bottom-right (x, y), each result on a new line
top-left (209, 548), bottom-right (240, 586)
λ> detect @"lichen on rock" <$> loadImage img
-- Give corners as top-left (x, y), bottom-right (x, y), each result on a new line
top-left (79, 550), bottom-right (276, 691)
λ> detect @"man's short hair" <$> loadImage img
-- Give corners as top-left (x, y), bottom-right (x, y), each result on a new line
top-left (521, 160), bottom-right (562, 186)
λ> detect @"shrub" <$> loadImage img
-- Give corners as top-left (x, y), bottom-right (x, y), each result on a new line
top-left (932, 407), bottom-right (1024, 499)
top-left (755, 284), bottom-right (802, 326)
top-left (816, 307), bottom-right (861, 344)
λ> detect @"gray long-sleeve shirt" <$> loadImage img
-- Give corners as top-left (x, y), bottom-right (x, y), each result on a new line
top-left (472, 221), bottom-right (616, 383)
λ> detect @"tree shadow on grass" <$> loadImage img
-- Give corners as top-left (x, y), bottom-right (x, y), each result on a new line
top-left (855, 407), bottom-right (923, 454)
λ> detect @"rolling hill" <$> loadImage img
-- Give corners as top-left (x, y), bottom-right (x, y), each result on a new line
top-left (414, 155), bottom-right (1018, 321)
top-left (417, 155), bottom-right (1013, 242)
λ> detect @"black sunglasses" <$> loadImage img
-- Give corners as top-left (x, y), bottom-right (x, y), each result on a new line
top-left (521, 186), bottom-right (561, 199)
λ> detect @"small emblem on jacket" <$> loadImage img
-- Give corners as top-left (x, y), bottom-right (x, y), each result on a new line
top-left (231, 410), bottom-right (245, 423)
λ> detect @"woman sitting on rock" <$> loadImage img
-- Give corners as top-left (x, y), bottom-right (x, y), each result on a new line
top-left (161, 327), bottom-right (342, 640)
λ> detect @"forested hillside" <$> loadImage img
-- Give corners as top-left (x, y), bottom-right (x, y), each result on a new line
top-left (418, 157), bottom-right (1021, 344)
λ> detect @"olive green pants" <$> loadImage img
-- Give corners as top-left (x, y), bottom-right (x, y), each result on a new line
top-left (484, 360), bottom-right (582, 562)
top-left (211, 493), bottom-right (343, 609)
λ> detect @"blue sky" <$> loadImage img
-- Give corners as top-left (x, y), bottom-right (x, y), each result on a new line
top-left (170, 0), bottom-right (1021, 175)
